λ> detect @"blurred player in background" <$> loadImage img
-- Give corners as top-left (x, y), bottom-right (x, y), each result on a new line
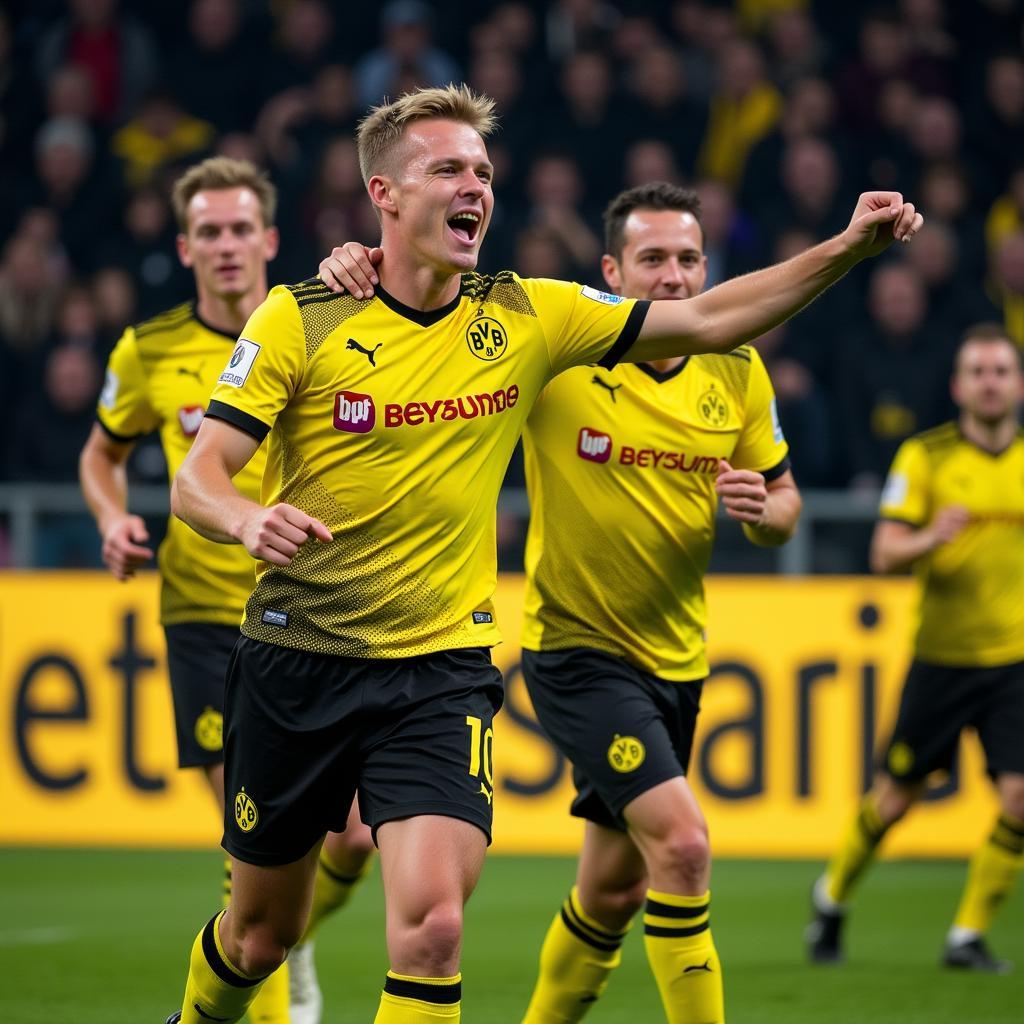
top-left (807, 323), bottom-right (1024, 973)
top-left (79, 156), bottom-right (373, 1024)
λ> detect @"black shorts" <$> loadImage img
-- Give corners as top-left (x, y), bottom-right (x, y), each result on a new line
top-left (222, 638), bottom-right (504, 865)
top-left (881, 658), bottom-right (1024, 783)
top-left (164, 622), bottom-right (239, 769)
top-left (522, 647), bottom-right (703, 831)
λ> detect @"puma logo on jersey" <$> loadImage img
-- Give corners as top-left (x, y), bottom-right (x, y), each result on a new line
top-left (347, 338), bottom-right (382, 366)
top-left (578, 427), bottom-right (612, 463)
top-left (591, 375), bottom-right (621, 402)
top-left (683, 959), bottom-right (713, 975)
top-left (177, 364), bottom-right (204, 383)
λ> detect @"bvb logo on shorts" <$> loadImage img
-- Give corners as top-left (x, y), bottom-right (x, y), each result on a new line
top-left (466, 317), bottom-right (508, 361)
top-left (234, 788), bottom-right (259, 833)
top-left (194, 706), bottom-right (223, 752)
top-left (608, 734), bottom-right (646, 773)
top-left (697, 385), bottom-right (729, 427)
top-left (887, 741), bottom-right (915, 777)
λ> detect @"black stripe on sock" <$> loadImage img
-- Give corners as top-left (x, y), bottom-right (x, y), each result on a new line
top-left (318, 856), bottom-right (364, 886)
top-left (644, 920), bottom-right (710, 939)
top-left (645, 898), bottom-right (709, 919)
top-left (998, 816), bottom-right (1024, 840)
top-left (990, 827), bottom-right (1024, 855)
top-left (383, 975), bottom-right (461, 1004)
top-left (200, 916), bottom-right (264, 989)
top-left (564, 896), bottom-right (626, 945)
top-left (857, 808), bottom-right (886, 843)
top-left (560, 908), bottom-right (622, 953)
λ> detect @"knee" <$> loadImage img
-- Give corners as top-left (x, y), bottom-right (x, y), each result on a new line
top-left (346, 823), bottom-right (376, 860)
top-left (586, 878), bottom-right (647, 930)
top-left (651, 827), bottom-right (711, 888)
top-left (998, 782), bottom-right (1024, 824)
top-left (231, 920), bottom-right (294, 978)
top-left (404, 902), bottom-right (464, 972)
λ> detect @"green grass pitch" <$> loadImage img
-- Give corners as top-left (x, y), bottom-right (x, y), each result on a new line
top-left (1, 850), bottom-right (1020, 1023)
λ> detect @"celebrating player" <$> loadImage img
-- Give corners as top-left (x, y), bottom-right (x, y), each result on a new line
top-left (167, 85), bottom-right (920, 1024)
top-left (78, 156), bottom-right (373, 1024)
top-left (807, 323), bottom-right (1024, 972)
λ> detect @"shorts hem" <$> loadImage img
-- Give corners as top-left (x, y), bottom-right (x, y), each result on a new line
top-left (368, 801), bottom-right (493, 845)
top-left (574, 766), bottom-right (686, 826)
top-left (179, 752), bottom-right (225, 770)
top-left (222, 834), bottom-right (323, 867)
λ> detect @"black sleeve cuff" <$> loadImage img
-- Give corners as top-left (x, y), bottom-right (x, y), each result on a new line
top-left (879, 515), bottom-right (921, 528)
top-left (597, 299), bottom-right (651, 370)
top-left (762, 456), bottom-right (791, 482)
top-left (96, 415), bottom-right (144, 444)
top-left (206, 400), bottom-right (271, 442)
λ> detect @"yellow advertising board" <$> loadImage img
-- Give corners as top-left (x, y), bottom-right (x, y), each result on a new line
top-left (0, 572), bottom-right (997, 857)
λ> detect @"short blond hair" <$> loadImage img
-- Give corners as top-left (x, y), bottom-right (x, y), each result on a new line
top-left (171, 157), bottom-right (277, 232)
top-left (356, 83), bottom-right (497, 184)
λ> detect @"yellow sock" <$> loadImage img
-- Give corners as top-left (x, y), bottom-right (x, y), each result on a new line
top-left (302, 844), bottom-right (373, 941)
top-left (220, 857), bottom-right (291, 1024)
top-left (825, 795), bottom-right (891, 905)
top-left (643, 890), bottom-right (724, 1024)
top-left (521, 887), bottom-right (629, 1023)
top-left (952, 814), bottom-right (1024, 933)
top-left (180, 911), bottom-right (267, 1024)
top-left (374, 972), bottom-right (461, 1021)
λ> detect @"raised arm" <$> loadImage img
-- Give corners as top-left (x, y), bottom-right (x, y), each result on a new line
top-left (79, 424), bottom-right (154, 580)
top-left (172, 417), bottom-right (332, 565)
top-left (623, 192), bottom-right (922, 363)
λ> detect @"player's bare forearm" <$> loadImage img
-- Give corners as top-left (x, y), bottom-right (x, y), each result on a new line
top-left (870, 519), bottom-right (943, 574)
top-left (742, 477), bottom-right (802, 547)
top-left (79, 425), bottom-right (130, 534)
top-left (625, 192), bottom-right (922, 362)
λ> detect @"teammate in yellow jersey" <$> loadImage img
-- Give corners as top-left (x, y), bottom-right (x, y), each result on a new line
top-left (808, 323), bottom-right (1024, 973)
top-left (166, 84), bottom-right (921, 1024)
top-left (78, 157), bottom-right (373, 1024)
top-left (326, 180), bottom-right (800, 1024)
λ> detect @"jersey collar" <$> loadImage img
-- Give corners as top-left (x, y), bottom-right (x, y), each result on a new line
top-left (375, 283), bottom-right (463, 327)
top-left (635, 357), bottom-right (690, 384)
top-left (192, 300), bottom-right (242, 341)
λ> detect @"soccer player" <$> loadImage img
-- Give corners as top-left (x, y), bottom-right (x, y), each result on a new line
top-left (166, 84), bottom-right (920, 1024)
top-left (324, 181), bottom-right (799, 1024)
top-left (807, 322), bottom-right (1024, 972)
top-left (78, 156), bottom-right (373, 1024)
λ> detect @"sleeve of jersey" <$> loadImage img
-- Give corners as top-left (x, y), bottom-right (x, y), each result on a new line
top-left (879, 439), bottom-right (929, 526)
top-left (730, 350), bottom-right (790, 480)
top-left (205, 287), bottom-right (306, 443)
top-left (527, 278), bottom-right (650, 378)
top-left (96, 327), bottom-right (160, 441)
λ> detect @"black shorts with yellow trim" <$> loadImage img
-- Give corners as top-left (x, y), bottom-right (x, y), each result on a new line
top-left (222, 638), bottom-right (504, 866)
top-left (522, 647), bottom-right (703, 831)
top-left (881, 657), bottom-right (1024, 783)
top-left (164, 622), bottom-right (238, 769)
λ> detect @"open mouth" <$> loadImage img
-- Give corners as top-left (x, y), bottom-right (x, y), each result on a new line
top-left (447, 211), bottom-right (481, 245)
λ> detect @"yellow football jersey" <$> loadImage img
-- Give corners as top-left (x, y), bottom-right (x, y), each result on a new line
top-left (879, 422), bottom-right (1024, 666)
top-left (521, 346), bottom-right (789, 681)
top-left (205, 274), bottom-right (648, 658)
top-left (97, 302), bottom-right (266, 626)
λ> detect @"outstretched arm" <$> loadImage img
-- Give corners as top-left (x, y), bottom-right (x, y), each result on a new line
top-left (172, 417), bottom-right (332, 566)
top-left (625, 192), bottom-right (922, 362)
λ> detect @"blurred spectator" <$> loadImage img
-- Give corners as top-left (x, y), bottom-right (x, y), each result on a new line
top-left (987, 231), bottom-right (1024, 347)
top-left (764, 8), bottom-right (829, 88)
top-left (692, 179), bottom-right (744, 286)
top-left (111, 90), bottom-right (215, 188)
top-left (668, 0), bottom-right (735, 103)
top-left (521, 153), bottom-right (601, 280)
top-left (513, 226), bottom-right (573, 280)
top-left (904, 221), bottom-right (999, 336)
top-left (544, 0), bottom-right (622, 62)
top-left (168, 0), bottom-right (262, 133)
top-left (862, 77), bottom-right (918, 192)
top-left (836, 12), bottom-right (912, 136)
top-left (625, 46), bottom-right (707, 178)
top-left (918, 160), bottom-right (987, 280)
top-left (356, 0), bottom-right (460, 109)
top-left (971, 54), bottom-right (1024, 202)
top-left (261, 0), bottom-right (337, 101)
top-left (46, 64), bottom-right (98, 125)
top-left (34, 0), bottom-right (158, 124)
top-left (0, 233), bottom-right (64, 357)
top-left (623, 140), bottom-right (684, 191)
top-left (544, 51), bottom-right (628, 203)
top-left (907, 96), bottom-right (993, 201)
top-left (837, 263), bottom-right (954, 489)
top-left (698, 37), bottom-right (782, 187)
top-left (985, 165), bottom-right (1024, 253)
top-left (98, 187), bottom-right (191, 317)
top-left (468, 49), bottom-right (530, 195)
top-left (92, 265), bottom-right (137, 348)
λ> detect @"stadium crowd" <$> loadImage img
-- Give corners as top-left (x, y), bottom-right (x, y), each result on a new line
top-left (0, 0), bottom-right (1022, 559)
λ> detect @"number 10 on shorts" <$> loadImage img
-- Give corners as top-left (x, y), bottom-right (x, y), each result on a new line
top-left (466, 715), bottom-right (494, 802)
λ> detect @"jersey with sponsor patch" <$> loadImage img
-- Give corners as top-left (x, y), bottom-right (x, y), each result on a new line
top-left (205, 273), bottom-right (648, 658)
top-left (879, 423), bottom-right (1024, 666)
top-left (97, 302), bottom-right (266, 626)
top-left (521, 346), bottom-right (789, 681)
